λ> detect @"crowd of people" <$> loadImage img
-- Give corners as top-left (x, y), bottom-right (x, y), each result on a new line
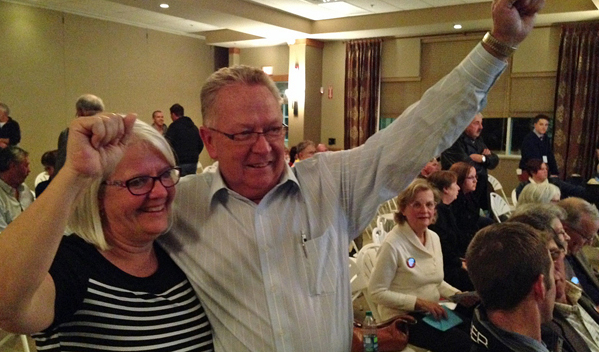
top-left (5, 1), bottom-right (599, 352)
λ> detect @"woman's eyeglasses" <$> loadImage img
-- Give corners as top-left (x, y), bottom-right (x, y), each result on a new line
top-left (103, 167), bottom-right (181, 196)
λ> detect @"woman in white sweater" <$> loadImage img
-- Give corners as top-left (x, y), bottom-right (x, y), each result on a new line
top-left (368, 179), bottom-right (472, 352)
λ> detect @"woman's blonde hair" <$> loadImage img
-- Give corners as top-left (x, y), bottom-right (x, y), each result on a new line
top-left (394, 179), bottom-right (440, 225)
top-left (68, 119), bottom-right (176, 250)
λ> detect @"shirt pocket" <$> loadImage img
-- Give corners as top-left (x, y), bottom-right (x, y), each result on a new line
top-left (303, 230), bottom-right (339, 296)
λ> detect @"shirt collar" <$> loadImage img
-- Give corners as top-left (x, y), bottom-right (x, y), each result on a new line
top-left (0, 177), bottom-right (19, 195)
top-left (206, 163), bottom-right (300, 203)
top-left (533, 130), bottom-right (544, 139)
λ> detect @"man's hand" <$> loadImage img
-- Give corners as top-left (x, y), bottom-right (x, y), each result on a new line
top-left (470, 154), bottom-right (485, 163)
top-left (482, 148), bottom-right (491, 156)
top-left (63, 113), bottom-right (136, 180)
top-left (491, 0), bottom-right (545, 48)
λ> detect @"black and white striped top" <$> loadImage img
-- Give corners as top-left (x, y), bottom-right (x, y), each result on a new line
top-left (32, 235), bottom-right (213, 351)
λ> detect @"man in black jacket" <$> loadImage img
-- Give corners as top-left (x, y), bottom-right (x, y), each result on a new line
top-left (165, 103), bottom-right (203, 176)
top-left (467, 223), bottom-right (555, 352)
top-left (441, 113), bottom-right (499, 211)
top-left (520, 114), bottom-right (559, 177)
top-left (0, 103), bottom-right (20, 148)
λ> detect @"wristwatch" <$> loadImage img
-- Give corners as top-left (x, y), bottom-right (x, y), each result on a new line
top-left (481, 155), bottom-right (486, 163)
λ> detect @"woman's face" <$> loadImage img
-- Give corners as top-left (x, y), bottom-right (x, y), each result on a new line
top-left (532, 163), bottom-right (549, 183)
top-left (101, 143), bottom-right (176, 246)
top-left (402, 189), bottom-right (436, 232)
top-left (462, 167), bottom-right (477, 194)
top-left (445, 182), bottom-right (460, 202)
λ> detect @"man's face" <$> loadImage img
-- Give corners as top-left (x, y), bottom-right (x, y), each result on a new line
top-left (540, 253), bottom-right (556, 324)
top-left (153, 112), bottom-right (165, 126)
top-left (14, 157), bottom-right (30, 184)
top-left (534, 118), bottom-right (549, 135)
top-left (0, 109), bottom-right (7, 123)
top-left (298, 145), bottom-right (316, 160)
top-left (565, 213), bottom-right (599, 254)
top-left (464, 114), bottom-right (483, 139)
top-left (201, 83), bottom-right (285, 203)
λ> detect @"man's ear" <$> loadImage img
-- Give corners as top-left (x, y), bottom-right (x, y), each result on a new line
top-left (532, 274), bottom-right (547, 302)
top-left (199, 126), bottom-right (218, 160)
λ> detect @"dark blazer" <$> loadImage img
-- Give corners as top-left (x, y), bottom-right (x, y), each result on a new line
top-left (165, 116), bottom-right (203, 165)
top-left (519, 130), bottom-right (558, 175)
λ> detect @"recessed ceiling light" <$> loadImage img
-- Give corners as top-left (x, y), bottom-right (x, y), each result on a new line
top-left (160, 3), bottom-right (169, 9)
top-left (453, 24), bottom-right (462, 29)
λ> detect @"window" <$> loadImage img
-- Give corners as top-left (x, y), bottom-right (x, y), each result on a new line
top-left (480, 117), bottom-right (553, 156)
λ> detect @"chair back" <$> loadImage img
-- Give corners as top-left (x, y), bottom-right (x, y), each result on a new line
top-left (490, 192), bottom-right (512, 222)
top-left (356, 243), bottom-right (382, 321)
top-left (0, 332), bottom-right (31, 352)
top-left (488, 174), bottom-right (510, 204)
top-left (349, 257), bottom-right (368, 302)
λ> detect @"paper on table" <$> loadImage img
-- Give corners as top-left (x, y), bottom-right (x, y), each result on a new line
top-left (421, 306), bottom-right (463, 332)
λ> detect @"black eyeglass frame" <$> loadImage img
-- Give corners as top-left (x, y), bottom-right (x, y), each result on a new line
top-left (102, 167), bottom-right (181, 196)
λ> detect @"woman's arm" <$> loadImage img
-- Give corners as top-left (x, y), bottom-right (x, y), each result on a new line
top-left (0, 114), bottom-right (135, 333)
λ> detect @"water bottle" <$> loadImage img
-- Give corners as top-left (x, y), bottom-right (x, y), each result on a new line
top-left (363, 311), bottom-right (379, 352)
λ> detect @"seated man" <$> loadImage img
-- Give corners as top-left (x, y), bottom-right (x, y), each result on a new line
top-left (0, 146), bottom-right (33, 231)
top-left (559, 197), bottom-right (599, 305)
top-left (296, 140), bottom-right (316, 160)
top-left (467, 222), bottom-right (555, 352)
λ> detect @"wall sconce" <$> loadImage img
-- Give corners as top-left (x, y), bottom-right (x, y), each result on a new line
top-left (262, 66), bottom-right (273, 75)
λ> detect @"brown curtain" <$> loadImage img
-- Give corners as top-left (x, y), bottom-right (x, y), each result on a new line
top-left (344, 39), bottom-right (382, 149)
top-left (554, 22), bottom-right (599, 180)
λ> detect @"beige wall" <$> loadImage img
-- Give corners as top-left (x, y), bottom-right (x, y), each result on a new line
top-left (0, 1), bottom-right (215, 189)
top-left (320, 41), bottom-right (345, 150)
top-left (239, 45), bottom-right (289, 75)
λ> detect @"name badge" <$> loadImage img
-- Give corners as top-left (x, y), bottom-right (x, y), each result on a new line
top-left (543, 155), bottom-right (548, 163)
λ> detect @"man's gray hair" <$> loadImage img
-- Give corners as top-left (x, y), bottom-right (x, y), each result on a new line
top-left (558, 197), bottom-right (599, 230)
top-left (0, 103), bottom-right (9, 116)
top-left (297, 140), bottom-right (315, 154)
top-left (200, 65), bottom-right (282, 127)
top-left (76, 94), bottom-right (105, 117)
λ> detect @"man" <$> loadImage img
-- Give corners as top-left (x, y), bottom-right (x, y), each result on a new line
top-left (441, 112), bottom-right (499, 211)
top-left (0, 103), bottom-right (21, 148)
top-left (559, 197), bottom-right (599, 305)
top-left (467, 222), bottom-right (555, 352)
top-left (164, 103), bottom-right (203, 176)
top-left (296, 140), bottom-right (316, 160)
top-left (520, 114), bottom-right (558, 177)
top-left (55, 94), bottom-right (104, 173)
top-left (159, 1), bottom-right (544, 350)
top-left (316, 143), bottom-right (328, 153)
top-left (418, 157), bottom-right (441, 179)
top-left (151, 110), bottom-right (168, 136)
top-left (0, 146), bottom-right (33, 232)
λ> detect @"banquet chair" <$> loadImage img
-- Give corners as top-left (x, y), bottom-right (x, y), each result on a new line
top-left (490, 192), bottom-right (512, 223)
top-left (487, 174), bottom-right (510, 205)
top-left (371, 227), bottom-right (387, 245)
top-left (0, 331), bottom-right (31, 352)
top-left (349, 256), bottom-right (368, 302)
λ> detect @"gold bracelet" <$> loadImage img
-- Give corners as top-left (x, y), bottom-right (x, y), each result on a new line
top-left (482, 32), bottom-right (517, 57)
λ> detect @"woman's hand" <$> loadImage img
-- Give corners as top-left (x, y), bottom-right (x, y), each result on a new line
top-left (63, 113), bottom-right (136, 179)
top-left (415, 298), bottom-right (447, 320)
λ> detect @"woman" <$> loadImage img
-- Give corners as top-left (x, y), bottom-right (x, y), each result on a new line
top-left (428, 170), bottom-right (473, 291)
top-left (0, 114), bottom-right (214, 351)
top-left (449, 161), bottom-right (493, 246)
top-left (516, 159), bottom-right (587, 200)
top-left (368, 179), bottom-right (472, 352)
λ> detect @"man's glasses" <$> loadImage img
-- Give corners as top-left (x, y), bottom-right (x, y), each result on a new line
top-left (568, 226), bottom-right (596, 244)
top-left (209, 124), bottom-right (287, 145)
top-left (103, 167), bottom-right (181, 196)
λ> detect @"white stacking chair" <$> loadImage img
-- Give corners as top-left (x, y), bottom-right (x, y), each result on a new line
top-left (487, 174), bottom-right (510, 205)
top-left (356, 243), bottom-right (382, 322)
top-left (371, 227), bottom-right (387, 245)
top-left (0, 332), bottom-right (31, 352)
top-left (349, 257), bottom-right (368, 302)
top-left (490, 192), bottom-right (512, 223)
top-left (511, 188), bottom-right (518, 207)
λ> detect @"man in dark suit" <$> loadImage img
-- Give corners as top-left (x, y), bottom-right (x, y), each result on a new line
top-left (520, 114), bottom-right (559, 177)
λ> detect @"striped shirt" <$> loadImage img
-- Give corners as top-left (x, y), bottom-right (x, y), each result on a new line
top-left (160, 43), bottom-right (507, 352)
top-left (33, 235), bottom-right (214, 351)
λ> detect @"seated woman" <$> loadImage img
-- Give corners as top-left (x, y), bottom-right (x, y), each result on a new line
top-left (517, 182), bottom-right (561, 206)
top-left (449, 161), bottom-right (493, 248)
top-left (516, 159), bottom-right (586, 200)
top-left (0, 114), bottom-right (214, 351)
top-left (368, 179), bottom-right (472, 352)
top-left (427, 170), bottom-right (474, 291)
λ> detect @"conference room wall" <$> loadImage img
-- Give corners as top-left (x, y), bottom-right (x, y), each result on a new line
top-left (0, 1), bottom-right (215, 189)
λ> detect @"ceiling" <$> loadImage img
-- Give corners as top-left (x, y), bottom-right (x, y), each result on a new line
top-left (4, 0), bottom-right (599, 47)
